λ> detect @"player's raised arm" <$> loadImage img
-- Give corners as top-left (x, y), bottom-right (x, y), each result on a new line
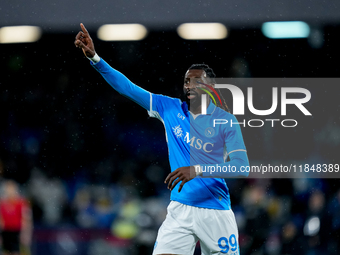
top-left (74, 23), bottom-right (151, 111)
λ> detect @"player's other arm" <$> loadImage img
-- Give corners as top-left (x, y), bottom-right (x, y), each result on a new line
top-left (197, 113), bottom-right (249, 178)
top-left (164, 151), bottom-right (249, 192)
top-left (194, 115), bottom-right (250, 178)
top-left (195, 150), bottom-right (249, 178)
top-left (74, 23), bottom-right (150, 110)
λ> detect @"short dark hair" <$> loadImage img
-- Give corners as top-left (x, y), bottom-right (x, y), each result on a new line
top-left (188, 64), bottom-right (216, 83)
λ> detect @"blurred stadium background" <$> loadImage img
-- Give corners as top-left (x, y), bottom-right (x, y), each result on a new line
top-left (1, 1), bottom-right (340, 254)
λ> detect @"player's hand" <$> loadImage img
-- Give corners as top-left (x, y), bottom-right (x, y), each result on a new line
top-left (74, 23), bottom-right (96, 58)
top-left (164, 166), bottom-right (196, 192)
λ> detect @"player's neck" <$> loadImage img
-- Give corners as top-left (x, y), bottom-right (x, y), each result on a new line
top-left (188, 98), bottom-right (210, 115)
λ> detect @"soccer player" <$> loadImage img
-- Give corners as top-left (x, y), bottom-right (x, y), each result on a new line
top-left (75, 23), bottom-right (249, 255)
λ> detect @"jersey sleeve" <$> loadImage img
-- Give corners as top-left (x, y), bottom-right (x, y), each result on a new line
top-left (199, 114), bottom-right (249, 178)
top-left (199, 150), bottom-right (249, 178)
top-left (147, 93), bottom-right (181, 121)
top-left (224, 114), bottom-right (247, 157)
top-left (91, 58), bottom-right (151, 110)
top-left (90, 58), bottom-right (181, 122)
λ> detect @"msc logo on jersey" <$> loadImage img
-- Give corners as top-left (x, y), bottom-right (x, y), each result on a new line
top-left (184, 132), bottom-right (214, 153)
top-left (172, 125), bottom-right (214, 153)
top-left (205, 127), bottom-right (215, 138)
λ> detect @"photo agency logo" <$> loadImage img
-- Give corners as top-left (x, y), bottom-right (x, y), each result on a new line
top-left (187, 78), bottom-right (340, 179)
top-left (198, 79), bottom-right (312, 128)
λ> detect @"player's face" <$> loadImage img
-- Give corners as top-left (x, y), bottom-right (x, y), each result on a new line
top-left (183, 69), bottom-right (211, 105)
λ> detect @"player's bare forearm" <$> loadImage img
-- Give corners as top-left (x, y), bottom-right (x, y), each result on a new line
top-left (165, 154), bottom-right (249, 192)
top-left (74, 23), bottom-right (96, 58)
top-left (164, 166), bottom-right (196, 192)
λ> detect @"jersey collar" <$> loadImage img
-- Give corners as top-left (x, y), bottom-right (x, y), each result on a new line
top-left (181, 100), bottom-right (216, 116)
top-left (205, 100), bottom-right (216, 115)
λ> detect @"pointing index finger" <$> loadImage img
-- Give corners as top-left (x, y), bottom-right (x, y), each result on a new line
top-left (80, 23), bottom-right (89, 35)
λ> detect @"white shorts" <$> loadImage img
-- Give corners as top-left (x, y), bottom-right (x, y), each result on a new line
top-left (152, 201), bottom-right (240, 255)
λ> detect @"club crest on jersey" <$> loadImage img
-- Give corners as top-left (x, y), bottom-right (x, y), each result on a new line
top-left (205, 127), bottom-right (215, 138)
top-left (172, 125), bottom-right (183, 138)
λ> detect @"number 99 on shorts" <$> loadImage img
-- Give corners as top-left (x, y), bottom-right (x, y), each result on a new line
top-left (218, 234), bottom-right (238, 254)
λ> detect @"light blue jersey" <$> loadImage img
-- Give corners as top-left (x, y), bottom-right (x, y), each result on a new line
top-left (91, 58), bottom-right (249, 210)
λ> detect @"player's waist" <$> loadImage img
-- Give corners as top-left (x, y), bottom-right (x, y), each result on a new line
top-left (171, 195), bottom-right (231, 210)
top-left (170, 179), bottom-right (231, 210)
